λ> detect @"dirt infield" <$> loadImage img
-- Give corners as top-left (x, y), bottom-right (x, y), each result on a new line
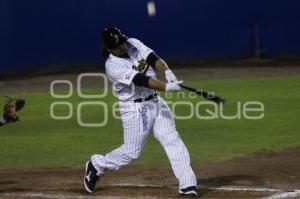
top-left (0, 148), bottom-right (300, 199)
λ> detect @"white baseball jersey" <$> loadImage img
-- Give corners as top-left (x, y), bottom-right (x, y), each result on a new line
top-left (105, 38), bottom-right (157, 102)
top-left (92, 38), bottom-right (197, 190)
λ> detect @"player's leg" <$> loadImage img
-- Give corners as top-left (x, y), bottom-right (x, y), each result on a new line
top-left (91, 103), bottom-right (150, 171)
top-left (152, 98), bottom-right (197, 195)
top-left (84, 103), bottom-right (151, 193)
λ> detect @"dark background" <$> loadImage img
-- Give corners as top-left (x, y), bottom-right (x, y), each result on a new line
top-left (1, 0), bottom-right (300, 75)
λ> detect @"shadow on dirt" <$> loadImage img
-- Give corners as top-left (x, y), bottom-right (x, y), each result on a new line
top-left (198, 175), bottom-right (261, 197)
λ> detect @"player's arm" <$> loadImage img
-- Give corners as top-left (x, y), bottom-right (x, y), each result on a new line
top-left (0, 117), bottom-right (5, 127)
top-left (0, 115), bottom-right (12, 127)
top-left (146, 52), bottom-right (178, 82)
top-left (128, 38), bottom-right (177, 82)
top-left (146, 52), bottom-right (168, 73)
top-left (132, 73), bottom-right (181, 91)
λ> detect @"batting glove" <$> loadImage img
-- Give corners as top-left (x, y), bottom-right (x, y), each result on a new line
top-left (165, 69), bottom-right (178, 82)
top-left (165, 80), bottom-right (183, 91)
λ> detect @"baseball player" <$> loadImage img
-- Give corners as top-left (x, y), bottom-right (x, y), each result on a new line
top-left (0, 97), bottom-right (25, 127)
top-left (83, 27), bottom-right (198, 197)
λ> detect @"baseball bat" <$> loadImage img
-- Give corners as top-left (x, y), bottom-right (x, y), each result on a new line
top-left (179, 84), bottom-right (225, 104)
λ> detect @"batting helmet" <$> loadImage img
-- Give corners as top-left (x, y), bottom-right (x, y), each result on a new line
top-left (101, 27), bottom-right (128, 49)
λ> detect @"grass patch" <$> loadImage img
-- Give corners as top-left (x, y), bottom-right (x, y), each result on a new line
top-left (0, 76), bottom-right (299, 169)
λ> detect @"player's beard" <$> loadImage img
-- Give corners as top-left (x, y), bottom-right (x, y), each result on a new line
top-left (117, 45), bottom-right (129, 58)
top-left (119, 52), bottom-right (130, 58)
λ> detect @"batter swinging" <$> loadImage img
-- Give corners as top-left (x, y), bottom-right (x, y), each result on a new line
top-left (83, 27), bottom-right (198, 197)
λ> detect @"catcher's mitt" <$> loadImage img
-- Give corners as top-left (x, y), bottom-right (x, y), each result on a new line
top-left (3, 97), bottom-right (25, 123)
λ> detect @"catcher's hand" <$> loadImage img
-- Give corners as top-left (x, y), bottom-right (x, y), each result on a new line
top-left (3, 98), bottom-right (25, 123)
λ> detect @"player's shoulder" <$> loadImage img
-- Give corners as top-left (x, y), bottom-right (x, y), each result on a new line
top-left (127, 38), bottom-right (152, 52)
top-left (105, 58), bottom-right (116, 70)
top-left (105, 55), bottom-right (127, 75)
top-left (105, 54), bottom-right (122, 66)
top-left (127, 38), bottom-right (143, 46)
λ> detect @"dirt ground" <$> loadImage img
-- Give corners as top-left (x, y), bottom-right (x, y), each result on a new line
top-left (0, 148), bottom-right (300, 199)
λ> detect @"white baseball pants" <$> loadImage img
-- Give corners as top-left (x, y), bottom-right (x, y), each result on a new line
top-left (91, 97), bottom-right (197, 189)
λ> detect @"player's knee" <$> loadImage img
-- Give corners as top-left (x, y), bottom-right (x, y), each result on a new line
top-left (129, 152), bottom-right (140, 160)
top-left (155, 130), bottom-right (180, 145)
top-left (122, 144), bottom-right (143, 160)
top-left (129, 148), bottom-right (142, 160)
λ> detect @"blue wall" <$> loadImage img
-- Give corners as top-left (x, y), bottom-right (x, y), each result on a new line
top-left (1, 0), bottom-right (300, 74)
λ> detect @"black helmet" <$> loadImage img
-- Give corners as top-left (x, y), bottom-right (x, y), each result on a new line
top-left (101, 27), bottom-right (128, 49)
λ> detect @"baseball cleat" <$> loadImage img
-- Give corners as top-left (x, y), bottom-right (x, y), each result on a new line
top-left (83, 160), bottom-right (100, 193)
top-left (179, 186), bottom-right (198, 197)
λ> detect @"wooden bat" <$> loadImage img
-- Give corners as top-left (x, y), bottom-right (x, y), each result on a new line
top-left (179, 84), bottom-right (225, 104)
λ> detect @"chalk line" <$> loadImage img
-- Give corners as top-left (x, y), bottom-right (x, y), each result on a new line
top-left (1, 183), bottom-right (300, 199)
top-left (262, 190), bottom-right (300, 199)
